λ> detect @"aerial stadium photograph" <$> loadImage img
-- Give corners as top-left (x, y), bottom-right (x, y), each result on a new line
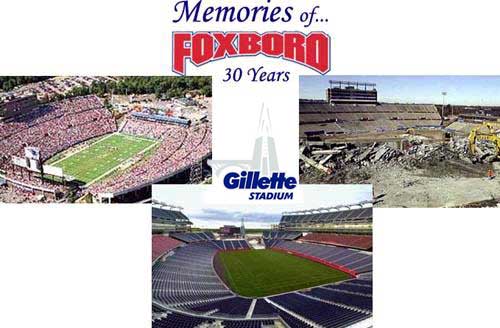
top-left (152, 184), bottom-right (373, 328)
top-left (0, 76), bottom-right (212, 203)
top-left (299, 76), bottom-right (500, 207)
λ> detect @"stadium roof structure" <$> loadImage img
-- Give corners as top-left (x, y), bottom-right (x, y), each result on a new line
top-left (152, 200), bottom-right (192, 232)
top-left (152, 200), bottom-right (183, 211)
top-left (152, 207), bottom-right (191, 222)
top-left (282, 200), bottom-right (373, 215)
top-left (279, 201), bottom-right (373, 232)
top-left (328, 80), bottom-right (376, 90)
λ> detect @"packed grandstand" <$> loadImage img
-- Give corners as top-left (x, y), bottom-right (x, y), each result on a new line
top-left (0, 78), bottom-right (212, 203)
top-left (152, 201), bottom-right (373, 328)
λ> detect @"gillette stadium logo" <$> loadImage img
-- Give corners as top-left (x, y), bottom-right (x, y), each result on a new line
top-left (172, 31), bottom-right (330, 75)
top-left (223, 171), bottom-right (296, 200)
top-left (208, 106), bottom-right (297, 200)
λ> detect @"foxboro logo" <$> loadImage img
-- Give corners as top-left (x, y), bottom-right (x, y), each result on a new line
top-left (208, 106), bottom-right (297, 200)
top-left (172, 31), bottom-right (330, 75)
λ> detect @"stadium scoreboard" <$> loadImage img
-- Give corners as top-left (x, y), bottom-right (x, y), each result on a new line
top-left (326, 80), bottom-right (378, 104)
top-left (12, 146), bottom-right (64, 178)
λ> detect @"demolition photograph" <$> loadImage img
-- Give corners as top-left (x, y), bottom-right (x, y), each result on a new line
top-left (299, 76), bottom-right (500, 207)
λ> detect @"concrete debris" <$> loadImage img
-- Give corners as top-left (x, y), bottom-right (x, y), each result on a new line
top-left (311, 149), bottom-right (343, 155)
top-left (300, 135), bottom-right (499, 177)
top-left (299, 153), bottom-right (331, 174)
top-left (319, 154), bottom-right (333, 165)
top-left (300, 132), bottom-right (500, 208)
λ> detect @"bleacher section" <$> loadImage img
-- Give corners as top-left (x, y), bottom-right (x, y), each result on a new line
top-left (186, 296), bottom-right (253, 316)
top-left (0, 93), bottom-right (211, 200)
top-left (211, 240), bottom-right (251, 251)
top-left (300, 284), bottom-right (372, 312)
top-left (275, 308), bottom-right (314, 328)
top-left (280, 207), bottom-right (372, 231)
top-left (301, 233), bottom-right (372, 250)
top-left (262, 231), bottom-right (302, 240)
top-left (263, 239), bottom-right (282, 248)
top-left (269, 292), bottom-right (370, 328)
top-left (152, 235), bottom-right (183, 262)
top-left (153, 240), bottom-right (372, 328)
top-left (299, 101), bottom-right (441, 138)
top-left (222, 319), bottom-right (276, 328)
top-left (252, 299), bottom-right (278, 318)
top-left (0, 96), bottom-right (116, 193)
top-left (152, 242), bottom-right (233, 306)
top-left (152, 311), bottom-right (276, 328)
top-left (323, 280), bottom-right (372, 297)
top-left (170, 232), bottom-right (216, 243)
top-left (269, 240), bottom-right (372, 274)
top-left (0, 96), bottom-right (116, 165)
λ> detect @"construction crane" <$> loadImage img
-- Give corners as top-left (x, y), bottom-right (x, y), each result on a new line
top-left (468, 122), bottom-right (500, 158)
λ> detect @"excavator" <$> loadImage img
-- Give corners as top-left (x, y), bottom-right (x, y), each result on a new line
top-left (468, 122), bottom-right (500, 159)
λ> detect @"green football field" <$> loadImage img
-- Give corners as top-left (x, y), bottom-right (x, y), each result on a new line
top-left (217, 249), bottom-right (350, 297)
top-left (49, 133), bottom-right (156, 184)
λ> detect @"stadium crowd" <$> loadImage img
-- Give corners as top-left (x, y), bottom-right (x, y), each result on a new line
top-left (88, 119), bottom-right (211, 197)
top-left (0, 96), bottom-right (116, 165)
top-left (0, 184), bottom-right (54, 203)
top-left (0, 96), bottom-right (116, 196)
top-left (121, 117), bottom-right (173, 140)
top-left (0, 94), bottom-right (211, 201)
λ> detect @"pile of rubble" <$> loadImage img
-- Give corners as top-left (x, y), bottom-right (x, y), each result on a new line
top-left (300, 135), bottom-right (496, 176)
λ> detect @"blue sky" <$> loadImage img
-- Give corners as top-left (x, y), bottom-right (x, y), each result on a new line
top-left (153, 185), bottom-right (373, 229)
top-left (300, 76), bottom-right (500, 106)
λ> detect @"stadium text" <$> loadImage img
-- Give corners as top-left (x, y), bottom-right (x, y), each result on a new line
top-left (224, 171), bottom-right (297, 190)
top-left (172, 31), bottom-right (330, 75)
top-left (249, 192), bottom-right (294, 200)
top-left (223, 171), bottom-right (296, 200)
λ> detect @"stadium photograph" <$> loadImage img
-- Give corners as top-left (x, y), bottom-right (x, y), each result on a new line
top-left (0, 76), bottom-right (212, 203)
top-left (152, 185), bottom-right (373, 328)
top-left (299, 76), bottom-right (500, 207)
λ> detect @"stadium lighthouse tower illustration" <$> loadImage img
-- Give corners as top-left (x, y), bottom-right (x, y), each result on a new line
top-left (208, 105), bottom-right (279, 176)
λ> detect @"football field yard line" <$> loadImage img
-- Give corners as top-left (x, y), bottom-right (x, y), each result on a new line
top-left (84, 139), bottom-right (159, 187)
top-left (120, 133), bottom-right (158, 143)
top-left (50, 133), bottom-right (156, 184)
top-left (49, 133), bottom-right (116, 166)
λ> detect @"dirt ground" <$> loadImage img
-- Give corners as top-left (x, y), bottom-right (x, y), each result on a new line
top-left (301, 161), bottom-right (500, 208)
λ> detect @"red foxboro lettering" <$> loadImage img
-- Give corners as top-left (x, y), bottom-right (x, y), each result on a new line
top-left (172, 31), bottom-right (330, 75)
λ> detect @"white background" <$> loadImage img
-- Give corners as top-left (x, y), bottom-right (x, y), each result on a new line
top-left (0, 205), bottom-right (151, 328)
top-left (2, 0), bottom-right (500, 327)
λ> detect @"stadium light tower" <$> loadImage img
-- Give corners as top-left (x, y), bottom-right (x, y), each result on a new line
top-left (441, 91), bottom-right (447, 120)
top-left (240, 217), bottom-right (246, 239)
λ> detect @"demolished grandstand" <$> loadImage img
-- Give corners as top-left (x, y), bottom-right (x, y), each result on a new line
top-left (152, 201), bottom-right (373, 328)
top-left (300, 79), bottom-right (500, 207)
top-left (0, 81), bottom-right (212, 203)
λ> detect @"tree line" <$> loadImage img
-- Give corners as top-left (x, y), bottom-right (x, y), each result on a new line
top-left (0, 76), bottom-right (52, 92)
top-left (67, 76), bottom-right (212, 99)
